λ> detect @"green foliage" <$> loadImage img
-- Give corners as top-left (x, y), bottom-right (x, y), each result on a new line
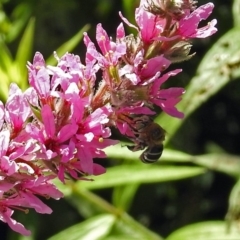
top-left (76, 165), bottom-right (206, 190)
top-left (226, 177), bottom-right (240, 227)
top-left (0, 1), bottom-right (32, 43)
top-left (48, 214), bottom-right (116, 240)
top-left (0, 18), bottom-right (34, 100)
top-left (46, 24), bottom-right (90, 66)
top-left (233, 0), bottom-right (240, 27)
top-left (166, 221), bottom-right (240, 240)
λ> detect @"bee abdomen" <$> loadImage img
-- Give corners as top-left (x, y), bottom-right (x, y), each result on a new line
top-left (140, 145), bottom-right (163, 163)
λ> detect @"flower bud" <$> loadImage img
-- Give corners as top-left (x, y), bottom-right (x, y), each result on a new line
top-left (164, 41), bottom-right (195, 63)
top-left (145, 0), bottom-right (197, 20)
top-left (123, 35), bottom-right (143, 64)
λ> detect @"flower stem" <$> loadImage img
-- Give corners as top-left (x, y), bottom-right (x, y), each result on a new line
top-left (71, 184), bottom-right (164, 240)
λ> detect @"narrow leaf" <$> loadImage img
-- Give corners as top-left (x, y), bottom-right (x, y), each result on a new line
top-left (226, 178), bottom-right (240, 227)
top-left (105, 145), bottom-right (240, 177)
top-left (193, 154), bottom-right (240, 178)
top-left (0, 42), bottom-right (13, 72)
top-left (48, 214), bottom-right (115, 240)
top-left (122, 0), bottom-right (138, 27)
top-left (15, 18), bottom-right (35, 89)
top-left (105, 144), bottom-right (192, 162)
top-left (77, 165), bottom-right (206, 190)
top-left (46, 24), bottom-right (90, 65)
top-left (166, 221), bottom-right (240, 240)
top-left (7, 3), bottom-right (32, 42)
top-left (112, 184), bottom-right (139, 211)
top-left (103, 236), bottom-right (141, 240)
top-left (233, 0), bottom-right (240, 27)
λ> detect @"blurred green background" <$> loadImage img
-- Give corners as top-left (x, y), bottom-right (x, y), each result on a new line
top-left (1, 0), bottom-right (240, 239)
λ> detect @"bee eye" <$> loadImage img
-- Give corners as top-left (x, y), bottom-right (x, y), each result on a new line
top-left (151, 128), bottom-right (163, 141)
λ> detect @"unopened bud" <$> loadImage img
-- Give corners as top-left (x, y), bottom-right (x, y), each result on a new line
top-left (164, 41), bottom-right (195, 63)
top-left (145, 0), bottom-right (197, 20)
top-left (123, 35), bottom-right (143, 64)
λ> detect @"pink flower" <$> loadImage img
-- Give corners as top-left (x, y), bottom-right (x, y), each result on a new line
top-left (149, 69), bottom-right (185, 118)
top-left (5, 84), bottom-right (32, 134)
top-left (15, 176), bottom-right (63, 212)
top-left (121, 7), bottom-right (164, 44)
top-left (84, 24), bottom-right (126, 69)
top-left (73, 105), bottom-right (118, 175)
top-left (0, 204), bottom-right (31, 236)
top-left (27, 52), bottom-right (51, 99)
top-left (96, 23), bottom-right (127, 67)
top-left (178, 3), bottom-right (217, 38)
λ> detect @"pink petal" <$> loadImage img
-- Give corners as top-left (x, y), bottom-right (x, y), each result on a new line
top-left (2, 209), bottom-right (31, 236)
top-left (0, 130), bottom-right (10, 157)
top-left (116, 23), bottom-right (125, 39)
top-left (58, 123), bottom-right (78, 143)
top-left (42, 104), bottom-right (55, 138)
top-left (93, 163), bottom-right (106, 175)
top-left (21, 192), bottom-right (52, 214)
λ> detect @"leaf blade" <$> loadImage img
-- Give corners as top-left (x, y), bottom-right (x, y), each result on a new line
top-left (48, 214), bottom-right (116, 240)
top-left (46, 24), bottom-right (90, 65)
top-left (77, 165), bottom-right (206, 190)
top-left (166, 221), bottom-right (240, 240)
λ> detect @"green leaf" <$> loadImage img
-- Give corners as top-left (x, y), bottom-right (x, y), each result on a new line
top-left (48, 214), bottom-right (116, 240)
top-left (0, 42), bottom-right (13, 100)
top-left (226, 178), bottom-right (240, 226)
top-left (46, 24), bottom-right (90, 65)
top-left (7, 3), bottom-right (32, 42)
top-left (106, 145), bottom-right (240, 177)
top-left (122, 0), bottom-right (138, 28)
top-left (112, 184), bottom-right (139, 211)
top-left (105, 144), bottom-right (192, 162)
top-left (160, 149), bottom-right (194, 162)
top-left (0, 41), bottom-right (13, 72)
top-left (166, 221), bottom-right (240, 240)
top-left (15, 18), bottom-right (35, 89)
top-left (77, 165), bottom-right (206, 190)
top-left (156, 27), bottom-right (240, 140)
top-left (102, 236), bottom-right (141, 240)
top-left (233, 0), bottom-right (240, 27)
top-left (110, 213), bottom-right (164, 240)
top-left (193, 154), bottom-right (240, 178)
top-left (63, 189), bottom-right (164, 240)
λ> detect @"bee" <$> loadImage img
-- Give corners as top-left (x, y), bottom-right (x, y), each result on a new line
top-left (140, 144), bottom-right (164, 163)
top-left (126, 115), bottom-right (165, 163)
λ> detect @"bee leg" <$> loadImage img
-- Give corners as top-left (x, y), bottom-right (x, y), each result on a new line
top-left (127, 143), bottom-right (145, 152)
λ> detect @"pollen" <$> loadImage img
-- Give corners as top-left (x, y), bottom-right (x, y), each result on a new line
top-left (24, 209), bottom-right (29, 214)
top-left (100, 35), bottom-right (106, 41)
top-left (99, 137), bottom-right (104, 143)
top-left (35, 65), bottom-right (42, 70)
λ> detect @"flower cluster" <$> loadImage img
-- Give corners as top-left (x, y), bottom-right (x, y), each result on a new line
top-left (0, 0), bottom-right (217, 235)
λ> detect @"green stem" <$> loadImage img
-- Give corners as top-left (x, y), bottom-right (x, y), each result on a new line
top-left (71, 184), bottom-right (164, 240)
